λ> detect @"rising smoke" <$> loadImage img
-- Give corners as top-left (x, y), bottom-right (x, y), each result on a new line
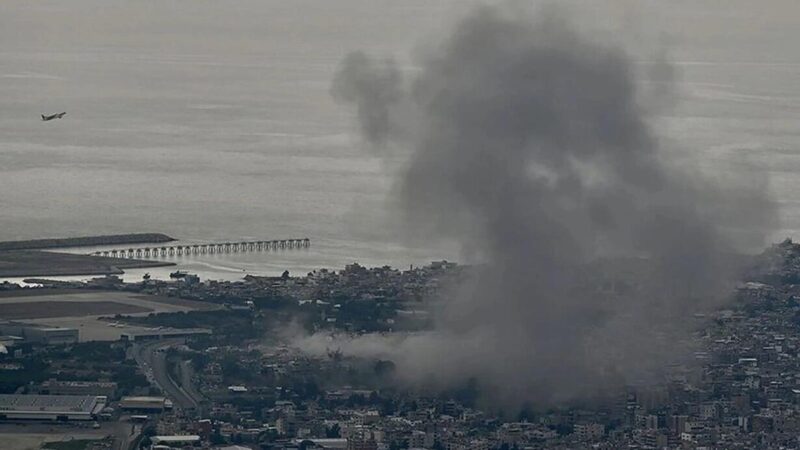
top-left (316, 5), bottom-right (776, 409)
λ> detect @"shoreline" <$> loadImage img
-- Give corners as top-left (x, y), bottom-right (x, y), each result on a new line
top-left (11, 261), bottom-right (176, 278)
top-left (0, 250), bottom-right (175, 278)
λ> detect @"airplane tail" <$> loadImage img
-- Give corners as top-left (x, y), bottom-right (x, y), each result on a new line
top-left (41, 115), bottom-right (46, 120)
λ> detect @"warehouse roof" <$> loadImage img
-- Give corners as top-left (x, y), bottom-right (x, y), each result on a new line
top-left (152, 435), bottom-right (201, 443)
top-left (0, 394), bottom-right (101, 413)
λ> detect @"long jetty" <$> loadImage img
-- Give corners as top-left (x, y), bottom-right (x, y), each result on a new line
top-left (90, 238), bottom-right (311, 259)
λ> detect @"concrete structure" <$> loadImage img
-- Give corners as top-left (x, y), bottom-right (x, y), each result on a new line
top-left (151, 435), bottom-right (201, 446)
top-left (293, 438), bottom-right (348, 450)
top-left (39, 379), bottom-right (117, 398)
top-left (0, 394), bottom-right (105, 421)
top-left (347, 437), bottom-right (378, 450)
top-left (0, 321), bottom-right (78, 344)
top-left (0, 335), bottom-right (24, 348)
top-left (574, 423), bottom-right (605, 441)
top-left (121, 327), bottom-right (211, 342)
top-left (26, 326), bottom-right (78, 344)
top-left (120, 396), bottom-right (173, 412)
top-left (91, 238), bottom-right (311, 258)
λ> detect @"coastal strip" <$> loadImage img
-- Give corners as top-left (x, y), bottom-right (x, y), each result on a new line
top-left (0, 250), bottom-right (174, 278)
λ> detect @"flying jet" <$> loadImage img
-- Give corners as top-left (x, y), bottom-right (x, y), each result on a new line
top-left (41, 112), bottom-right (66, 121)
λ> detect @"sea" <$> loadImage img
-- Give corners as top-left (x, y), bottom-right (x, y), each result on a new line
top-left (1, 1), bottom-right (799, 282)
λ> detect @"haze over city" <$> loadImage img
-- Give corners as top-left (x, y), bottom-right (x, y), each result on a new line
top-left (1, 1), bottom-right (800, 449)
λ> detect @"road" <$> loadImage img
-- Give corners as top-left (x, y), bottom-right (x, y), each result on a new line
top-left (131, 339), bottom-right (203, 411)
top-left (179, 359), bottom-right (204, 406)
top-left (113, 420), bottom-right (142, 450)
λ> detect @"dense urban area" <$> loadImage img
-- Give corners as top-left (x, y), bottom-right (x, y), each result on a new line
top-left (5, 240), bottom-right (800, 449)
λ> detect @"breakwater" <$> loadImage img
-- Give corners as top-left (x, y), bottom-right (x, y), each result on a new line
top-left (0, 233), bottom-right (175, 251)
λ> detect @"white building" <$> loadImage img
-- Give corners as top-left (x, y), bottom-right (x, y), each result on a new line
top-left (0, 394), bottom-right (105, 421)
top-left (120, 396), bottom-right (173, 412)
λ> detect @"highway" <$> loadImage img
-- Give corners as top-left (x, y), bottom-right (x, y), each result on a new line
top-left (131, 339), bottom-right (203, 411)
top-left (114, 421), bottom-right (142, 450)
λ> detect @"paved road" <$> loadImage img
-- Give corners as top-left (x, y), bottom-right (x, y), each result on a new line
top-left (179, 359), bottom-right (205, 406)
top-left (131, 339), bottom-right (202, 411)
top-left (112, 420), bottom-right (141, 450)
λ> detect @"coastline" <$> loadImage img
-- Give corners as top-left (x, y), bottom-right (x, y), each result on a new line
top-left (0, 250), bottom-right (175, 278)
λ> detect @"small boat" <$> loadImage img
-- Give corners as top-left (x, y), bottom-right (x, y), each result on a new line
top-left (169, 270), bottom-right (187, 279)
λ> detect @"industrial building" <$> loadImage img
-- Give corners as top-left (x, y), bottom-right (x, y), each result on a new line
top-left (24, 325), bottom-right (78, 344)
top-left (0, 394), bottom-right (105, 421)
top-left (291, 438), bottom-right (348, 450)
top-left (0, 321), bottom-right (78, 344)
top-left (151, 435), bottom-right (201, 447)
top-left (119, 396), bottom-right (173, 412)
top-left (120, 327), bottom-right (211, 342)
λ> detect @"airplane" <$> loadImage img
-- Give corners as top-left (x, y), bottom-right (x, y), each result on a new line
top-left (41, 112), bottom-right (66, 121)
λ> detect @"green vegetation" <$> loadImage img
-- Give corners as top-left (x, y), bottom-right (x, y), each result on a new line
top-left (49, 341), bottom-right (126, 362)
top-left (123, 310), bottom-right (258, 340)
top-left (43, 439), bottom-right (96, 450)
top-left (114, 365), bottom-right (149, 395)
top-left (36, 342), bottom-right (148, 396)
top-left (0, 356), bottom-right (48, 393)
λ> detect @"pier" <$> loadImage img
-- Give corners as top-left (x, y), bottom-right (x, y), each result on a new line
top-left (90, 238), bottom-right (311, 259)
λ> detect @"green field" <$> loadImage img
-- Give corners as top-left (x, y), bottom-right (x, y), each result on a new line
top-left (42, 439), bottom-right (95, 450)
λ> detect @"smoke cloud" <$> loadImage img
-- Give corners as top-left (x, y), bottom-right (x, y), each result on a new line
top-left (324, 5), bottom-right (776, 409)
top-left (331, 51), bottom-right (405, 147)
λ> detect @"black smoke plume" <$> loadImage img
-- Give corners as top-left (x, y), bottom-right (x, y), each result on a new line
top-left (324, 5), bottom-right (776, 409)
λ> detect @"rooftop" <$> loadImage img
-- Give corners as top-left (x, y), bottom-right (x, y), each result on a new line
top-left (42, 379), bottom-right (117, 388)
top-left (0, 394), bottom-right (101, 413)
top-left (121, 328), bottom-right (211, 338)
top-left (152, 435), bottom-right (201, 443)
top-left (120, 396), bottom-right (168, 402)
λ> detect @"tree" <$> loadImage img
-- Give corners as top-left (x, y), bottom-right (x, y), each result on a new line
top-left (299, 440), bottom-right (317, 450)
top-left (326, 423), bottom-right (341, 438)
top-left (259, 428), bottom-right (279, 444)
top-left (210, 432), bottom-right (226, 445)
